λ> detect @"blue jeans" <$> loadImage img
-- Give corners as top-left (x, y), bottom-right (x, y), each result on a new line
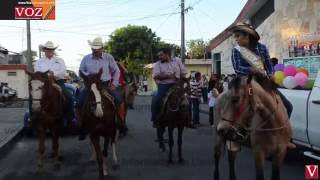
top-left (76, 82), bottom-right (123, 110)
top-left (191, 98), bottom-right (200, 124)
top-left (151, 83), bottom-right (174, 122)
top-left (56, 80), bottom-right (75, 120)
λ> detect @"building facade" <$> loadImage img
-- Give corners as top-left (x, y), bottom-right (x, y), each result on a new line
top-left (209, 0), bottom-right (320, 75)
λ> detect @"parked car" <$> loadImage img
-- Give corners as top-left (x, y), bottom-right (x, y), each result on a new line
top-left (279, 71), bottom-right (320, 160)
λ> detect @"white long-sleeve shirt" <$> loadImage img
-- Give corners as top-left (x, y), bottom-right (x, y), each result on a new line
top-left (34, 56), bottom-right (66, 80)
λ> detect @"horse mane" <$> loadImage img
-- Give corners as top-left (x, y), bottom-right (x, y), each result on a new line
top-left (247, 72), bottom-right (278, 94)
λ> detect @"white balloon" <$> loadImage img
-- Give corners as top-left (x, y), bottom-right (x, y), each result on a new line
top-left (283, 76), bottom-right (297, 89)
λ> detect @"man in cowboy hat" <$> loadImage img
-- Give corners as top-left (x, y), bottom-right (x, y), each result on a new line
top-left (34, 41), bottom-right (75, 123)
top-left (77, 37), bottom-right (126, 140)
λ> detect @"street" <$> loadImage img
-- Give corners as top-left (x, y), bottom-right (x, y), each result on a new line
top-left (0, 96), bottom-right (316, 180)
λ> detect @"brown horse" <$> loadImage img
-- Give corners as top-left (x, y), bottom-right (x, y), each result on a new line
top-left (26, 71), bottom-right (66, 173)
top-left (118, 81), bottom-right (138, 136)
top-left (79, 69), bottom-right (120, 180)
top-left (157, 77), bottom-right (191, 163)
top-left (213, 72), bottom-right (293, 180)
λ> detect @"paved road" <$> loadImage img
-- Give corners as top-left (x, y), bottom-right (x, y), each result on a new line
top-left (0, 96), bottom-right (316, 180)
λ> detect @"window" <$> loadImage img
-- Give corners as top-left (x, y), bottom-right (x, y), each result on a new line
top-left (7, 72), bottom-right (17, 76)
top-left (213, 53), bottom-right (221, 61)
top-left (251, 0), bottom-right (275, 28)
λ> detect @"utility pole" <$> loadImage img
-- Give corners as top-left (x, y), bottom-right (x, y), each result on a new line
top-left (181, 0), bottom-right (185, 64)
top-left (26, 20), bottom-right (33, 72)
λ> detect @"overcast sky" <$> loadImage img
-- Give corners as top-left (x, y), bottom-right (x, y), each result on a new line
top-left (0, 0), bottom-right (246, 72)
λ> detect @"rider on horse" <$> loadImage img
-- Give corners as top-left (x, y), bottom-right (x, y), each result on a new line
top-left (77, 37), bottom-right (126, 140)
top-left (219, 22), bottom-right (293, 141)
top-left (33, 41), bottom-right (74, 123)
top-left (151, 48), bottom-right (192, 128)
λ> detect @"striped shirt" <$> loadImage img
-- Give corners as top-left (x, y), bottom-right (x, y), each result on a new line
top-left (190, 79), bottom-right (202, 99)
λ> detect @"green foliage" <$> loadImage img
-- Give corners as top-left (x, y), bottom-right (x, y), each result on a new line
top-left (106, 25), bottom-right (180, 76)
top-left (106, 25), bottom-right (158, 62)
top-left (186, 39), bottom-right (208, 59)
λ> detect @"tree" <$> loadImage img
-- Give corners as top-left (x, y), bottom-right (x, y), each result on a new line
top-left (106, 25), bottom-right (159, 63)
top-left (106, 25), bottom-right (180, 63)
top-left (186, 39), bottom-right (208, 59)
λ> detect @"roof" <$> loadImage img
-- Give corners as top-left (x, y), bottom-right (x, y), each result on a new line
top-left (0, 64), bottom-right (27, 70)
top-left (207, 0), bottom-right (268, 51)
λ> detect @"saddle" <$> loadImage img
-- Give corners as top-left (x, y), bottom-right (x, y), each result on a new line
top-left (101, 89), bottom-right (116, 108)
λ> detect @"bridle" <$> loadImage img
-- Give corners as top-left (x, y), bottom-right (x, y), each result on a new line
top-left (221, 80), bottom-right (288, 132)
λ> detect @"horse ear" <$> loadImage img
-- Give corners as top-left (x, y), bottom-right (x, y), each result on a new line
top-left (98, 68), bottom-right (103, 79)
top-left (25, 70), bottom-right (33, 77)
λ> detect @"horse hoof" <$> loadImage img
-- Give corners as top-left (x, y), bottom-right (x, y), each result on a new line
top-left (112, 164), bottom-right (120, 170)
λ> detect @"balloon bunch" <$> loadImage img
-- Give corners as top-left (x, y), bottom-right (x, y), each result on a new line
top-left (274, 64), bottom-right (315, 89)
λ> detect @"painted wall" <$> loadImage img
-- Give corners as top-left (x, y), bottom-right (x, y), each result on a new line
top-left (211, 0), bottom-right (320, 73)
top-left (0, 69), bottom-right (28, 98)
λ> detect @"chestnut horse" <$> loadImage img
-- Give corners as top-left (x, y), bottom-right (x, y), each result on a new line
top-left (79, 69), bottom-right (119, 180)
top-left (26, 71), bottom-right (66, 173)
top-left (213, 72), bottom-right (293, 180)
top-left (157, 77), bottom-right (191, 163)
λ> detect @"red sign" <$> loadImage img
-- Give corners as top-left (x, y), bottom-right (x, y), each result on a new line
top-left (15, 6), bottom-right (43, 19)
top-left (305, 165), bottom-right (319, 179)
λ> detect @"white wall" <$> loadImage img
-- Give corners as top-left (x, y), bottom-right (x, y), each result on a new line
top-left (0, 70), bottom-right (28, 99)
top-left (211, 37), bottom-right (235, 75)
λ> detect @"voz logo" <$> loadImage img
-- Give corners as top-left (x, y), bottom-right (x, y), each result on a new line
top-left (15, 7), bottom-right (42, 19)
top-left (305, 165), bottom-right (319, 179)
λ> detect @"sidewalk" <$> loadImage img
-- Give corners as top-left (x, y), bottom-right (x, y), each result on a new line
top-left (0, 107), bottom-right (25, 157)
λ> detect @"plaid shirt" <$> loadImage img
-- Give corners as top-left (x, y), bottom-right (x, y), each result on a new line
top-left (231, 42), bottom-right (274, 76)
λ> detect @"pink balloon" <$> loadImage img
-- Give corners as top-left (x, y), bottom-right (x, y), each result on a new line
top-left (294, 72), bottom-right (308, 87)
top-left (283, 65), bottom-right (297, 76)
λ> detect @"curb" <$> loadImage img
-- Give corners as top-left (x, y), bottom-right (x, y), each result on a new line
top-left (0, 127), bottom-right (24, 160)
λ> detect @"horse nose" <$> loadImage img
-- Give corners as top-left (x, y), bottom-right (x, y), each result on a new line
top-left (231, 96), bottom-right (240, 104)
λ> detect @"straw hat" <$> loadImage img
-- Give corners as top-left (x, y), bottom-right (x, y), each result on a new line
top-left (229, 22), bottom-right (260, 41)
top-left (39, 41), bottom-right (58, 51)
top-left (88, 37), bottom-right (104, 50)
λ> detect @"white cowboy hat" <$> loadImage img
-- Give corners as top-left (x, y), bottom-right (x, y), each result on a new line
top-left (39, 41), bottom-right (58, 51)
top-left (88, 37), bottom-right (104, 50)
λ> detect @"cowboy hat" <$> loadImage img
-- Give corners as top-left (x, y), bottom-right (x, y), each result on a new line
top-left (39, 41), bottom-right (58, 51)
top-left (229, 22), bottom-right (260, 41)
top-left (88, 37), bottom-right (104, 50)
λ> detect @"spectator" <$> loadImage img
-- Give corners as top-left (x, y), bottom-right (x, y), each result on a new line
top-left (208, 86), bottom-right (220, 126)
top-left (271, 57), bottom-right (278, 67)
top-left (201, 74), bottom-right (209, 103)
top-left (190, 72), bottom-right (202, 127)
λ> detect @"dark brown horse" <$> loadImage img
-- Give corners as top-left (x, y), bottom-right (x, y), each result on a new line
top-left (26, 71), bottom-right (66, 173)
top-left (157, 77), bottom-right (191, 163)
top-left (213, 72), bottom-right (293, 180)
top-left (79, 69), bottom-right (119, 180)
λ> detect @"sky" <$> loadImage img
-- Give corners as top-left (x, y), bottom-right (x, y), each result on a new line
top-left (0, 0), bottom-right (247, 72)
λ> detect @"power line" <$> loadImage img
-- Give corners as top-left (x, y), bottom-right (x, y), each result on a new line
top-left (0, 24), bottom-right (109, 36)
